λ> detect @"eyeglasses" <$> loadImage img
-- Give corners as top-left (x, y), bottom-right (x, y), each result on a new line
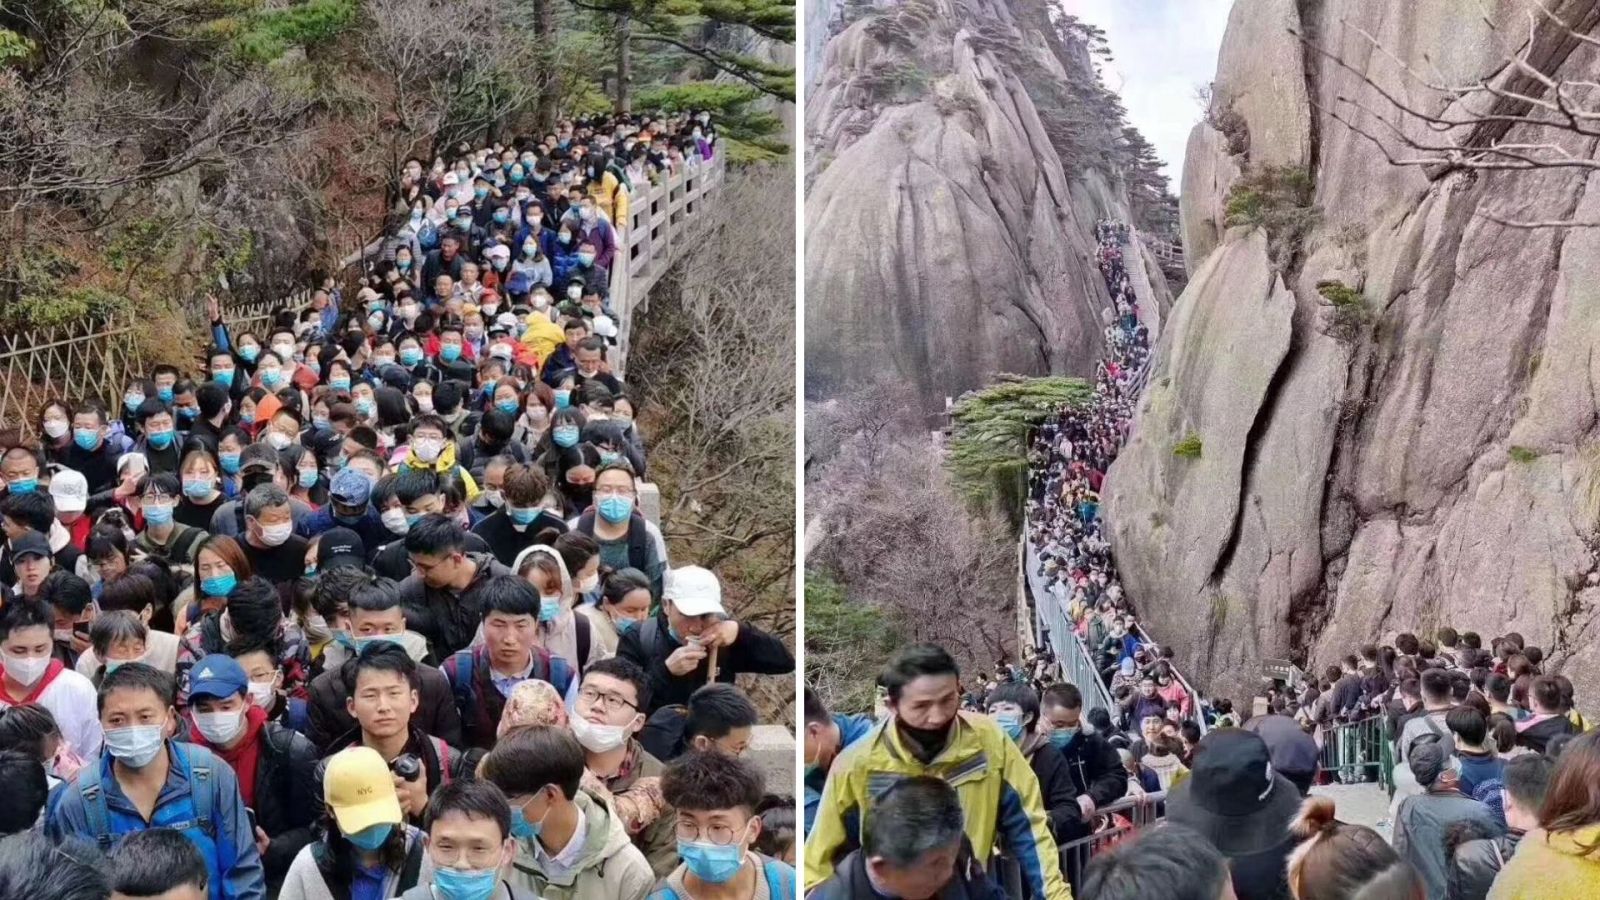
top-left (674, 820), bottom-right (744, 846)
top-left (577, 685), bottom-right (637, 713)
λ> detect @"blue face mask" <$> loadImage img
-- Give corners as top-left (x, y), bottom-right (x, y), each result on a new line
top-left (146, 429), bottom-right (175, 450)
top-left (182, 478), bottom-right (213, 499)
top-left (200, 572), bottom-right (236, 597)
top-left (157, 386), bottom-right (175, 403)
top-left (474, 188), bottom-right (489, 200)
top-left (539, 597), bottom-right (561, 623)
top-left (312, 417), bottom-right (331, 431)
top-left (124, 391), bottom-right (145, 410)
top-left (995, 714), bottom-right (1024, 742)
top-left (496, 399), bottom-right (519, 415)
top-left (507, 507), bottom-right (539, 527)
top-left (400, 348), bottom-right (424, 367)
top-left (177, 406), bottom-right (199, 421)
top-left (440, 345), bottom-right (462, 363)
top-left (298, 469), bottom-right (319, 489)
top-left (73, 428), bottom-right (100, 451)
top-left (493, 210), bottom-right (510, 223)
top-left (346, 823), bottom-right (393, 851)
top-left (143, 503), bottom-right (174, 526)
top-left (678, 839), bottom-right (746, 884)
top-left (239, 345), bottom-right (260, 363)
top-left (615, 617), bottom-right (639, 635)
top-left (552, 425), bottom-right (579, 447)
top-left (553, 390), bottom-right (572, 410)
top-left (510, 802), bottom-right (546, 840)
top-left (7, 478), bottom-right (36, 494)
top-left (214, 369), bottom-right (235, 388)
top-left (432, 867), bottom-right (499, 900)
top-left (220, 452), bottom-right (241, 474)
top-left (598, 451), bottom-right (620, 466)
top-left (330, 377), bottom-right (351, 391)
top-left (356, 399), bottom-right (375, 417)
top-left (239, 411), bottom-right (255, 425)
top-left (598, 495), bottom-right (633, 524)
top-left (1048, 728), bottom-right (1080, 750)
top-left (261, 370), bottom-right (285, 389)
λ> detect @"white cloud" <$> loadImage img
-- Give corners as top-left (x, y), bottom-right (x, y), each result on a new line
top-left (1060, 0), bottom-right (1233, 184)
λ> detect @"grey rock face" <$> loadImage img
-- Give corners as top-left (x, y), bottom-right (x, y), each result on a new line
top-left (1108, 0), bottom-right (1600, 705)
top-left (804, 0), bottom-right (1169, 413)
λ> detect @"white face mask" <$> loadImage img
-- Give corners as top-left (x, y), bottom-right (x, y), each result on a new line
top-left (194, 708), bottom-right (246, 745)
top-left (247, 680), bottom-right (276, 710)
top-left (415, 396), bottom-right (434, 413)
top-left (570, 712), bottom-right (635, 753)
top-left (381, 508), bottom-right (410, 535)
top-left (43, 419), bottom-right (68, 439)
top-left (267, 431), bottom-right (293, 450)
top-left (256, 521), bottom-right (293, 547)
top-left (413, 437), bottom-right (445, 463)
top-left (2, 652), bottom-right (50, 687)
top-left (577, 574), bottom-right (599, 594)
top-left (483, 489), bottom-right (504, 508)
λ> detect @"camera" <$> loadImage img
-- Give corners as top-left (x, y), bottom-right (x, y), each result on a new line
top-left (389, 753), bottom-right (422, 782)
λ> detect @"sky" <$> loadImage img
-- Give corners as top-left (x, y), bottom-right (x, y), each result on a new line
top-left (1060, 0), bottom-right (1234, 186)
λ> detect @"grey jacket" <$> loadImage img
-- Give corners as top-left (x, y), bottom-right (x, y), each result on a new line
top-left (1447, 830), bottom-right (1521, 900)
top-left (1394, 790), bottom-right (1502, 900)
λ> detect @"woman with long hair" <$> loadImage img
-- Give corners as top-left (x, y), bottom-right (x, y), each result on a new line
top-left (1491, 729), bottom-right (1600, 897)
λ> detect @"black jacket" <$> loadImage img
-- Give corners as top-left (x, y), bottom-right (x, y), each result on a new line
top-left (617, 612), bottom-right (794, 714)
top-left (306, 659), bottom-right (463, 754)
top-left (1029, 730), bottom-right (1126, 841)
top-left (397, 552), bottom-right (512, 657)
top-left (323, 726), bottom-right (482, 827)
top-left (255, 722), bottom-right (323, 888)
top-left (806, 844), bottom-right (1007, 900)
top-left (1516, 714), bottom-right (1578, 754)
top-left (469, 508), bottom-right (567, 567)
top-left (1449, 831), bottom-right (1520, 900)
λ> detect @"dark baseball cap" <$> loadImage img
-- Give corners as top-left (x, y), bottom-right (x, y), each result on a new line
top-left (10, 531), bottom-right (50, 561)
top-left (316, 527), bottom-right (366, 571)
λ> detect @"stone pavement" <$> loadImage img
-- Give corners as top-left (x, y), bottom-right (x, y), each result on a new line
top-left (1310, 782), bottom-right (1394, 842)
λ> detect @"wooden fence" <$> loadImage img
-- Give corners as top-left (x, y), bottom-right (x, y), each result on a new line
top-left (0, 316), bottom-right (147, 441)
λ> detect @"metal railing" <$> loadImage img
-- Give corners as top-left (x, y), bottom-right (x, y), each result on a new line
top-left (991, 790), bottom-right (1168, 897)
top-left (1319, 715), bottom-right (1395, 793)
top-left (0, 314), bottom-right (147, 439)
top-left (1024, 538), bottom-right (1116, 718)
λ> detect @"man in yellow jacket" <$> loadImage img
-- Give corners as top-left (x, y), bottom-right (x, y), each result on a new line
top-left (805, 645), bottom-right (1072, 900)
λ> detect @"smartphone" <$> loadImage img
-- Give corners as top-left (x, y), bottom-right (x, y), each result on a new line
top-left (245, 807), bottom-right (257, 834)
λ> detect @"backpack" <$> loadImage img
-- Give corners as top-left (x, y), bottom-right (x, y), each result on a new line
top-left (446, 647), bottom-right (574, 744)
top-left (576, 509), bottom-right (651, 578)
top-left (78, 743), bottom-right (215, 849)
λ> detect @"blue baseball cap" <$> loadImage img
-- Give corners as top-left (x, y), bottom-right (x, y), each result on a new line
top-left (188, 654), bottom-right (249, 700)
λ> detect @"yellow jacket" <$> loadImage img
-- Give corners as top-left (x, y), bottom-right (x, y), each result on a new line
top-left (520, 313), bottom-right (566, 364)
top-left (401, 440), bottom-right (479, 501)
top-left (804, 712), bottom-right (1071, 899)
top-left (591, 170), bottom-right (630, 228)
top-left (1489, 826), bottom-right (1600, 899)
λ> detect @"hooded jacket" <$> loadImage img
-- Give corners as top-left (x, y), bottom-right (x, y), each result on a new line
top-left (1486, 825), bottom-right (1600, 899)
top-left (506, 790), bottom-right (655, 900)
top-left (511, 545), bottom-right (592, 673)
top-left (804, 713), bottom-right (1071, 900)
top-left (398, 441), bottom-right (481, 502)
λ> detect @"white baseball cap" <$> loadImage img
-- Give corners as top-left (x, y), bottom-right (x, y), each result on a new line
top-left (664, 565), bottom-right (725, 617)
top-left (49, 468), bottom-right (88, 513)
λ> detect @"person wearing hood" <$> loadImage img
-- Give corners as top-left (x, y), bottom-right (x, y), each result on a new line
top-left (512, 543), bottom-right (595, 676)
top-left (577, 567), bottom-right (650, 662)
top-left (186, 653), bottom-right (320, 892)
top-left (481, 724), bottom-right (655, 900)
top-left (396, 415), bottom-right (481, 503)
top-left (305, 576), bottom-right (461, 754)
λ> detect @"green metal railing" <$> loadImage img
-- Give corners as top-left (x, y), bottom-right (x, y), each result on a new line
top-left (1319, 715), bottom-right (1396, 795)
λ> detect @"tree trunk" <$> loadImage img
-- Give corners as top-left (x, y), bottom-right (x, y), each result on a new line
top-left (533, 0), bottom-right (558, 129)
top-left (615, 14), bottom-right (633, 115)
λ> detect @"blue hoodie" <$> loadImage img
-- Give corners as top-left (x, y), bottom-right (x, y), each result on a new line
top-left (803, 713), bottom-right (875, 837)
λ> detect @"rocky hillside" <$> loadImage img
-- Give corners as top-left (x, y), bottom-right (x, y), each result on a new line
top-left (802, 0), bottom-right (1173, 413)
top-left (1105, 0), bottom-right (1600, 704)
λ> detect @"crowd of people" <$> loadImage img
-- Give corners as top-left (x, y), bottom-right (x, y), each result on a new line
top-left (0, 112), bottom-right (800, 900)
top-left (799, 220), bottom-right (1600, 900)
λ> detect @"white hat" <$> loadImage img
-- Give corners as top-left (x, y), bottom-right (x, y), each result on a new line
top-left (486, 243), bottom-right (511, 261)
top-left (495, 311), bottom-right (521, 332)
top-left (116, 452), bottom-right (147, 476)
top-left (49, 468), bottom-right (88, 512)
top-left (664, 565), bottom-right (724, 617)
top-left (442, 171), bottom-right (460, 186)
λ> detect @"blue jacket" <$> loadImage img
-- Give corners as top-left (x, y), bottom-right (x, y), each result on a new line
top-left (295, 504), bottom-right (390, 555)
top-left (47, 741), bottom-right (265, 900)
top-left (804, 713), bottom-right (874, 837)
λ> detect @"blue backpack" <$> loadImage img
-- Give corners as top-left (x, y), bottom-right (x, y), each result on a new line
top-left (646, 857), bottom-right (794, 900)
top-left (77, 743), bottom-right (227, 900)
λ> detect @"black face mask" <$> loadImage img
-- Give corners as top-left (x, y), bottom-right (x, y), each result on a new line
top-left (895, 717), bottom-right (952, 763)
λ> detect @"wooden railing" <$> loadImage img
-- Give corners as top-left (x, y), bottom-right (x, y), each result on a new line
top-left (610, 153), bottom-right (727, 375)
top-left (0, 315), bottom-right (146, 440)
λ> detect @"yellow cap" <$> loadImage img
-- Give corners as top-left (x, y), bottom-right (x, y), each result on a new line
top-left (323, 747), bottom-right (404, 835)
